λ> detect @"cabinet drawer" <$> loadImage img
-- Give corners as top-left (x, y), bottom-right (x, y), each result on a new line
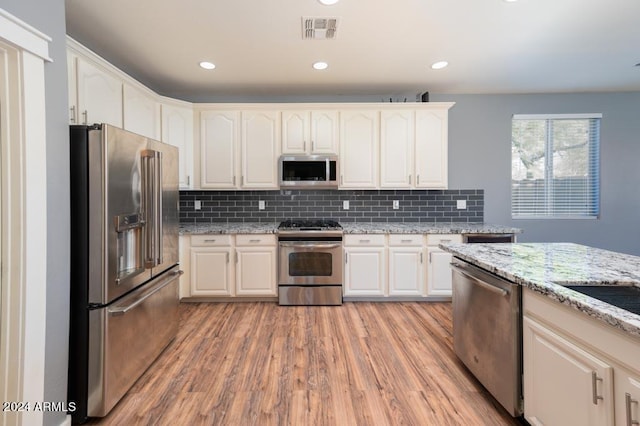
top-left (426, 234), bottom-right (462, 245)
top-left (191, 235), bottom-right (232, 247)
top-left (344, 234), bottom-right (386, 246)
top-left (388, 234), bottom-right (424, 246)
top-left (235, 234), bottom-right (276, 246)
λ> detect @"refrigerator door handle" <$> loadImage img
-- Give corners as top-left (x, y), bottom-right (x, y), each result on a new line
top-left (108, 270), bottom-right (183, 316)
top-left (142, 149), bottom-right (163, 268)
top-left (155, 151), bottom-right (163, 266)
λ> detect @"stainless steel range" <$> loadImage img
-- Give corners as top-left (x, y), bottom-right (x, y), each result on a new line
top-left (277, 219), bottom-right (343, 306)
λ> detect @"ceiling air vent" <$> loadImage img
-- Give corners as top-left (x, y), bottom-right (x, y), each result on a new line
top-left (302, 17), bottom-right (339, 40)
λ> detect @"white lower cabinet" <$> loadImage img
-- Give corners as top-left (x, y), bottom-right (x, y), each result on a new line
top-left (343, 235), bottom-right (387, 297)
top-left (183, 234), bottom-right (276, 298)
top-left (388, 235), bottom-right (424, 296)
top-left (235, 234), bottom-right (277, 296)
top-left (523, 288), bottom-right (640, 426)
top-left (614, 369), bottom-right (640, 426)
top-left (189, 235), bottom-right (234, 297)
top-left (523, 316), bottom-right (614, 426)
top-left (426, 234), bottom-right (462, 297)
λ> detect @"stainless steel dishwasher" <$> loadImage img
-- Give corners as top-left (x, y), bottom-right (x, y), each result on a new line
top-left (450, 258), bottom-right (523, 417)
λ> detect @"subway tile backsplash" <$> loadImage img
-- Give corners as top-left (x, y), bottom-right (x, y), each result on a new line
top-left (179, 189), bottom-right (484, 223)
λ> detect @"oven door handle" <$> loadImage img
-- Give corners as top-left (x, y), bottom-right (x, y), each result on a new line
top-left (279, 242), bottom-right (342, 249)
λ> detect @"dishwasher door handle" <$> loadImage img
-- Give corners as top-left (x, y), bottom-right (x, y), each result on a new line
top-left (451, 263), bottom-right (509, 297)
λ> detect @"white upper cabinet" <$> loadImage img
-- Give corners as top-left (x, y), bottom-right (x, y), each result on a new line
top-left (200, 110), bottom-right (240, 189)
top-left (123, 83), bottom-right (160, 139)
top-left (281, 110), bottom-right (339, 155)
top-left (415, 109), bottom-right (448, 189)
top-left (339, 110), bottom-right (379, 188)
top-left (241, 110), bottom-right (280, 189)
top-left (380, 110), bottom-right (414, 188)
top-left (281, 110), bottom-right (309, 154)
top-left (73, 55), bottom-right (123, 127)
top-left (161, 101), bottom-right (194, 189)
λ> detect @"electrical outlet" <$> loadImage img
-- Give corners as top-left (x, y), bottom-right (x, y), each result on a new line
top-left (456, 199), bottom-right (467, 210)
top-left (258, 200), bottom-right (265, 210)
top-left (393, 200), bottom-right (400, 210)
top-left (194, 200), bottom-right (202, 210)
top-left (343, 200), bottom-right (349, 210)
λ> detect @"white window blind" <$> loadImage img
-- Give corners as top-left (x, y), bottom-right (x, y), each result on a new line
top-left (511, 114), bottom-right (601, 219)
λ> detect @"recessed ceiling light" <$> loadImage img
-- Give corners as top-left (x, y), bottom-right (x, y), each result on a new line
top-left (313, 61), bottom-right (328, 70)
top-left (318, 0), bottom-right (339, 4)
top-left (431, 61), bottom-right (449, 70)
top-left (199, 61), bottom-right (216, 70)
top-left (504, 0), bottom-right (518, 2)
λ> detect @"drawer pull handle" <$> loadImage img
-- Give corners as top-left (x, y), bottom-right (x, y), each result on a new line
top-left (359, 239), bottom-right (371, 243)
top-left (401, 239), bottom-right (412, 243)
top-left (592, 372), bottom-right (604, 405)
top-left (627, 393), bottom-right (639, 426)
top-left (204, 239), bottom-right (217, 243)
top-left (440, 239), bottom-right (451, 243)
top-left (249, 239), bottom-right (261, 243)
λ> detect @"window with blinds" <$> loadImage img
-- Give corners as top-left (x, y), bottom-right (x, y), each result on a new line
top-left (511, 114), bottom-right (601, 219)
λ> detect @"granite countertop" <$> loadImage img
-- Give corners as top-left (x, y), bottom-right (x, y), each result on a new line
top-left (180, 222), bottom-right (280, 235)
top-left (341, 222), bottom-right (522, 235)
top-left (440, 242), bottom-right (640, 339)
top-left (180, 221), bottom-right (522, 235)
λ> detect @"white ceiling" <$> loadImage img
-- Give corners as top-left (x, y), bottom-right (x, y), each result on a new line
top-left (65, 0), bottom-right (640, 102)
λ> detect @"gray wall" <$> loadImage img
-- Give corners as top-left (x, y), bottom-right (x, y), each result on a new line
top-left (1, 0), bottom-right (70, 425)
top-left (432, 92), bottom-right (640, 255)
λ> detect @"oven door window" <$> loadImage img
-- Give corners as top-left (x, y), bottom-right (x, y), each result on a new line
top-left (288, 252), bottom-right (333, 276)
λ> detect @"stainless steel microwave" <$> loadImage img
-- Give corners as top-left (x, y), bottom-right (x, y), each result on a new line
top-left (279, 155), bottom-right (338, 189)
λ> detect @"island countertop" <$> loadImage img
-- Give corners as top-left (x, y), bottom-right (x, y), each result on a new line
top-left (440, 242), bottom-right (640, 339)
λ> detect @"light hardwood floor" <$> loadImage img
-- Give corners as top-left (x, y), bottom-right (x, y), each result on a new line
top-left (88, 302), bottom-right (523, 425)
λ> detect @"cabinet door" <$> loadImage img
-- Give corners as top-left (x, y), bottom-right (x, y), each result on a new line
top-left (310, 110), bottom-right (339, 154)
top-left (339, 110), bottom-right (379, 188)
top-left (235, 246), bottom-right (277, 296)
top-left (614, 369), bottom-right (640, 426)
top-left (344, 247), bottom-right (386, 296)
top-left (201, 110), bottom-right (239, 189)
top-left (178, 236), bottom-right (190, 298)
top-left (190, 247), bottom-right (234, 296)
top-left (241, 111), bottom-right (280, 189)
top-left (415, 109), bottom-right (448, 189)
top-left (380, 111), bottom-right (414, 188)
top-left (123, 84), bottom-right (159, 139)
top-left (76, 57), bottom-right (123, 127)
top-left (161, 103), bottom-right (194, 189)
top-left (426, 247), bottom-right (453, 296)
top-left (523, 316), bottom-right (614, 426)
top-left (281, 110), bottom-right (309, 154)
top-left (388, 246), bottom-right (424, 296)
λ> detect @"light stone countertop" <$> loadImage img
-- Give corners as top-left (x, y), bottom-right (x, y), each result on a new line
top-left (180, 222), bottom-right (280, 235)
top-left (440, 242), bottom-right (640, 339)
top-left (180, 221), bottom-right (522, 236)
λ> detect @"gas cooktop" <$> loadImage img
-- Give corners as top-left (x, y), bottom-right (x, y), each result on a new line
top-left (278, 219), bottom-right (342, 231)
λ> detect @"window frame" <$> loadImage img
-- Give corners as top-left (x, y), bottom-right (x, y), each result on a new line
top-left (511, 113), bottom-right (602, 220)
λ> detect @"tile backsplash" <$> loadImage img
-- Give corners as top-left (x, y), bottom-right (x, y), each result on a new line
top-left (179, 189), bottom-right (483, 223)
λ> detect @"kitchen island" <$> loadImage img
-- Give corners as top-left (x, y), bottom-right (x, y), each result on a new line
top-left (440, 242), bottom-right (640, 337)
top-left (440, 242), bottom-right (640, 426)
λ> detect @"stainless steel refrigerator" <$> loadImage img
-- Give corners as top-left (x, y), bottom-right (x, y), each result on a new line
top-left (68, 124), bottom-right (182, 423)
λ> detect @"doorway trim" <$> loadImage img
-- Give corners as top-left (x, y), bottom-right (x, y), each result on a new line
top-left (0, 8), bottom-right (51, 426)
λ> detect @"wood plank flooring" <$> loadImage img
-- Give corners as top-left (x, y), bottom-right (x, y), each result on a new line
top-left (87, 302), bottom-right (523, 425)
